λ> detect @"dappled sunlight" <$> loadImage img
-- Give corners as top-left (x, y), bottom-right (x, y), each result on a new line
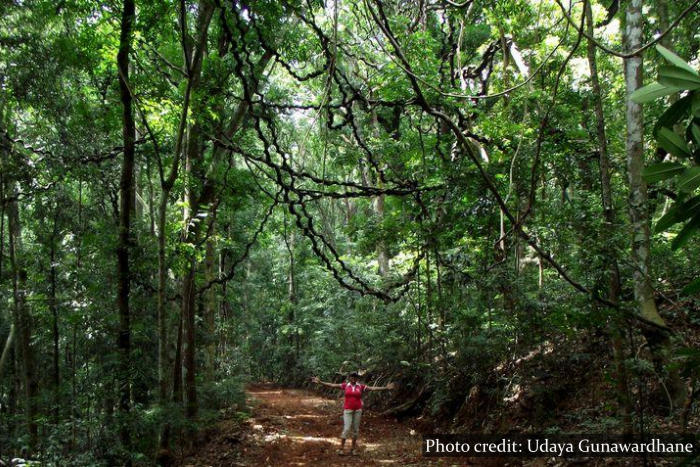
top-left (254, 430), bottom-right (389, 450)
top-left (249, 390), bottom-right (284, 395)
top-left (358, 441), bottom-right (382, 451)
top-left (287, 435), bottom-right (341, 445)
top-left (283, 413), bottom-right (325, 420)
top-left (252, 431), bottom-right (341, 445)
top-left (299, 396), bottom-right (336, 406)
top-left (263, 432), bottom-right (284, 443)
top-left (248, 388), bottom-right (337, 410)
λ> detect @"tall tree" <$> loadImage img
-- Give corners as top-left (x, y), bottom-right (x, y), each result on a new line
top-left (180, 0), bottom-right (215, 420)
top-left (584, 0), bottom-right (632, 432)
top-left (156, 1), bottom-right (213, 454)
top-left (7, 189), bottom-right (38, 449)
top-left (623, 0), bottom-right (685, 409)
top-left (116, 0), bottom-right (136, 458)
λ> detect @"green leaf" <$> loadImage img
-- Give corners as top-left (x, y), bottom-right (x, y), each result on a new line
top-left (672, 212), bottom-right (700, 250)
top-left (656, 208), bottom-right (680, 233)
top-left (677, 167), bottom-right (700, 192)
top-left (682, 276), bottom-right (700, 295)
top-left (656, 195), bottom-right (700, 232)
top-left (630, 82), bottom-right (680, 104)
top-left (656, 45), bottom-right (699, 75)
top-left (692, 123), bottom-right (700, 145)
top-left (658, 66), bottom-right (700, 91)
top-left (656, 127), bottom-right (692, 158)
top-left (653, 94), bottom-right (691, 137)
top-left (680, 194), bottom-right (700, 216)
top-left (692, 92), bottom-right (700, 118)
top-left (642, 162), bottom-right (684, 183)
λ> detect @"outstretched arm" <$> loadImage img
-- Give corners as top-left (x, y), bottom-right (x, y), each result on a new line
top-left (311, 376), bottom-right (343, 388)
top-left (365, 382), bottom-right (396, 391)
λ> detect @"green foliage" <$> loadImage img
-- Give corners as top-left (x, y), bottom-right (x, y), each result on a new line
top-left (636, 45), bottom-right (700, 294)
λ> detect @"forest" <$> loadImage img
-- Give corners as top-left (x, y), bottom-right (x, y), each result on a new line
top-left (0, 0), bottom-right (699, 465)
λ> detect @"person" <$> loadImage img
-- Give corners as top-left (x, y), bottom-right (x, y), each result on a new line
top-left (311, 372), bottom-right (395, 455)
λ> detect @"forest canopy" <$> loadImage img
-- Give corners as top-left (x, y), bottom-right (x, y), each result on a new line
top-left (0, 0), bottom-right (699, 464)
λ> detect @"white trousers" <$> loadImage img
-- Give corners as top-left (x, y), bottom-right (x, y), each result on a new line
top-left (341, 409), bottom-right (362, 439)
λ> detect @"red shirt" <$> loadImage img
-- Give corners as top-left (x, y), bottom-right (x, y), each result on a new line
top-left (341, 382), bottom-right (366, 410)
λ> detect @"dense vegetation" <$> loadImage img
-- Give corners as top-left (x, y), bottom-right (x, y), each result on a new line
top-left (1, 0), bottom-right (699, 464)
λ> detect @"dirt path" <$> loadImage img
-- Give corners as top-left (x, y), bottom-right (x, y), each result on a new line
top-left (181, 384), bottom-right (487, 466)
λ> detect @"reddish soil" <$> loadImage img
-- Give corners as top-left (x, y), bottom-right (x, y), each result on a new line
top-left (180, 384), bottom-right (488, 466)
top-left (179, 384), bottom-right (683, 466)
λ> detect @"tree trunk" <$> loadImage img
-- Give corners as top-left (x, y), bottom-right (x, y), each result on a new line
top-left (285, 226), bottom-right (299, 372)
top-left (0, 323), bottom-right (14, 382)
top-left (157, 196), bottom-right (170, 405)
top-left (116, 0), bottom-right (136, 458)
top-left (50, 222), bottom-right (60, 424)
top-left (0, 182), bottom-right (10, 380)
top-left (182, 258), bottom-right (198, 419)
top-left (156, 0), bottom-right (200, 454)
top-left (179, 0), bottom-right (215, 422)
top-left (623, 0), bottom-right (686, 410)
top-left (180, 126), bottom-right (215, 421)
top-left (204, 237), bottom-right (217, 380)
top-left (8, 193), bottom-right (38, 450)
top-left (173, 312), bottom-right (183, 405)
top-left (585, 0), bottom-right (632, 432)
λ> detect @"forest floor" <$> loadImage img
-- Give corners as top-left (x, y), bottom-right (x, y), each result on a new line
top-left (179, 384), bottom-right (500, 466)
top-left (176, 369), bottom-right (698, 466)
